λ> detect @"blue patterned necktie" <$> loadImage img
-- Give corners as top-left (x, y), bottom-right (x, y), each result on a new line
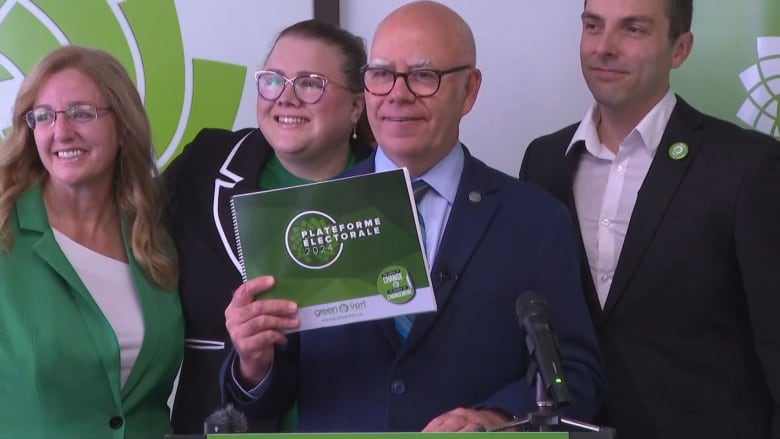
top-left (394, 179), bottom-right (430, 339)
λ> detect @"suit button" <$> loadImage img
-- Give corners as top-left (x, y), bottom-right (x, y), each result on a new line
top-left (390, 380), bottom-right (405, 394)
top-left (108, 416), bottom-right (123, 429)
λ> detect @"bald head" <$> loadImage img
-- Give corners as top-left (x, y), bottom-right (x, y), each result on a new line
top-left (373, 1), bottom-right (476, 66)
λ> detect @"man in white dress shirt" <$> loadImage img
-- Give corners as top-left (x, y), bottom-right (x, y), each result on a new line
top-left (520, 0), bottom-right (780, 438)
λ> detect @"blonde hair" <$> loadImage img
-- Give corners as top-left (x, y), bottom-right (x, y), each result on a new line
top-left (0, 45), bottom-right (177, 290)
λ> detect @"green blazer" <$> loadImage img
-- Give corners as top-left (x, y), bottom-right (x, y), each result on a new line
top-left (0, 186), bottom-right (184, 439)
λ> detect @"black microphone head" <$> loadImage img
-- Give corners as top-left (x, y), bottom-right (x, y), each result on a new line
top-left (516, 290), bottom-right (551, 322)
top-left (203, 404), bottom-right (248, 433)
top-left (515, 290), bottom-right (571, 407)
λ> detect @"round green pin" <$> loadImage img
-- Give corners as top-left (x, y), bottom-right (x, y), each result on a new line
top-left (668, 142), bottom-right (689, 160)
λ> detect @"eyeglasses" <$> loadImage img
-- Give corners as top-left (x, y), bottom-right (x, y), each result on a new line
top-left (361, 65), bottom-right (472, 98)
top-left (255, 70), bottom-right (352, 104)
top-left (25, 104), bottom-right (113, 130)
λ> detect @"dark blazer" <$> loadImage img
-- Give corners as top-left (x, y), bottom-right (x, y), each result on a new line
top-left (162, 128), bottom-right (372, 433)
top-left (221, 146), bottom-right (606, 432)
top-left (520, 97), bottom-right (780, 439)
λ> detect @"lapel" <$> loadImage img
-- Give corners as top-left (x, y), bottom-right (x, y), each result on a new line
top-left (401, 148), bottom-right (500, 351)
top-left (556, 141), bottom-right (604, 322)
top-left (18, 187), bottom-right (123, 408)
top-left (212, 130), bottom-right (272, 276)
top-left (601, 98), bottom-right (706, 318)
top-left (119, 221), bottom-right (173, 398)
top-left (345, 150), bottom-right (501, 352)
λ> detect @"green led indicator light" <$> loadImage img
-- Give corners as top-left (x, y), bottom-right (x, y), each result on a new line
top-left (555, 377), bottom-right (563, 384)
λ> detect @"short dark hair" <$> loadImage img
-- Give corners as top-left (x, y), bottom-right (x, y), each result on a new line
top-left (667, 0), bottom-right (693, 40)
top-left (269, 19), bottom-right (373, 145)
top-left (582, 0), bottom-right (693, 41)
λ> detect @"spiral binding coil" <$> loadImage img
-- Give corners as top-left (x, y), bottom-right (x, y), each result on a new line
top-left (229, 198), bottom-right (249, 283)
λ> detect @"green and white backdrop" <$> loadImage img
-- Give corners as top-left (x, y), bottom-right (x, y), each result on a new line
top-left (672, 0), bottom-right (780, 139)
top-left (0, 1), bottom-right (777, 175)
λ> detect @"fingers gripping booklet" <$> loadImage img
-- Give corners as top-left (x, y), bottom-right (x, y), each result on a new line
top-left (230, 168), bottom-right (436, 332)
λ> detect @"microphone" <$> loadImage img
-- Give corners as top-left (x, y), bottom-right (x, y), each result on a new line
top-left (516, 290), bottom-right (571, 407)
top-left (437, 262), bottom-right (458, 283)
top-left (203, 404), bottom-right (248, 434)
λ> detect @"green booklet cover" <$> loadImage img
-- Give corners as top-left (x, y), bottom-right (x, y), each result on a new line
top-left (230, 168), bottom-right (436, 332)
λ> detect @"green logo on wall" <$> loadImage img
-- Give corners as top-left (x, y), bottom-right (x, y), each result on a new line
top-left (737, 37), bottom-right (780, 138)
top-left (0, 0), bottom-right (246, 168)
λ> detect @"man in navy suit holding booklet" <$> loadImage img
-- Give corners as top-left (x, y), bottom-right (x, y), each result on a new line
top-left (220, 1), bottom-right (605, 432)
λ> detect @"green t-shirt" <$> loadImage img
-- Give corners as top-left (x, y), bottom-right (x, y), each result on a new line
top-left (258, 152), bottom-right (356, 190)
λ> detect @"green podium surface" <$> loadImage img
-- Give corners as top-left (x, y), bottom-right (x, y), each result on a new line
top-left (167, 433), bottom-right (613, 439)
top-left (214, 435), bottom-right (567, 439)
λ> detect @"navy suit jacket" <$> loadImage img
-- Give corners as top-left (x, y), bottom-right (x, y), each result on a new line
top-left (222, 146), bottom-right (605, 432)
top-left (520, 98), bottom-right (780, 439)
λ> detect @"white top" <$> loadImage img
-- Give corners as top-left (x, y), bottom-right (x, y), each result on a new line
top-left (567, 90), bottom-right (677, 308)
top-left (53, 229), bottom-right (144, 387)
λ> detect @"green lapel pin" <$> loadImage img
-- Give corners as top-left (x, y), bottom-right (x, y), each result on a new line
top-left (668, 142), bottom-right (689, 160)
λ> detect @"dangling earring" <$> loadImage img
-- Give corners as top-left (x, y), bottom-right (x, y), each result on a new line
top-left (351, 125), bottom-right (357, 140)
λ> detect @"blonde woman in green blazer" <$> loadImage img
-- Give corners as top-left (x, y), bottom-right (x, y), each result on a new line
top-left (0, 46), bottom-right (184, 439)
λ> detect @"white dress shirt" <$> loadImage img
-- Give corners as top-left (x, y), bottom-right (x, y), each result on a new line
top-left (567, 90), bottom-right (677, 307)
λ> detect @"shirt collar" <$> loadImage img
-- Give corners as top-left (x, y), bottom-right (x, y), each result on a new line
top-left (374, 143), bottom-right (464, 205)
top-left (566, 89), bottom-right (677, 157)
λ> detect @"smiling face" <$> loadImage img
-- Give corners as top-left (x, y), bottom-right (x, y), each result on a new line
top-left (32, 68), bottom-right (119, 194)
top-left (256, 35), bottom-right (363, 171)
top-left (365, 2), bottom-right (481, 177)
top-left (580, 0), bottom-right (692, 121)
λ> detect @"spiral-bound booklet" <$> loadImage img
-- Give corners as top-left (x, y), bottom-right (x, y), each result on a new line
top-left (230, 168), bottom-right (436, 332)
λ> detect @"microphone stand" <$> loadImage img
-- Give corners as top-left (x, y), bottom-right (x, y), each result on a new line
top-left (488, 366), bottom-right (614, 436)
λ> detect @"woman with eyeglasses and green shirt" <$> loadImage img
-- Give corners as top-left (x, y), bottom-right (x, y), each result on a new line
top-left (163, 19), bottom-right (373, 433)
top-left (0, 46), bottom-right (184, 438)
